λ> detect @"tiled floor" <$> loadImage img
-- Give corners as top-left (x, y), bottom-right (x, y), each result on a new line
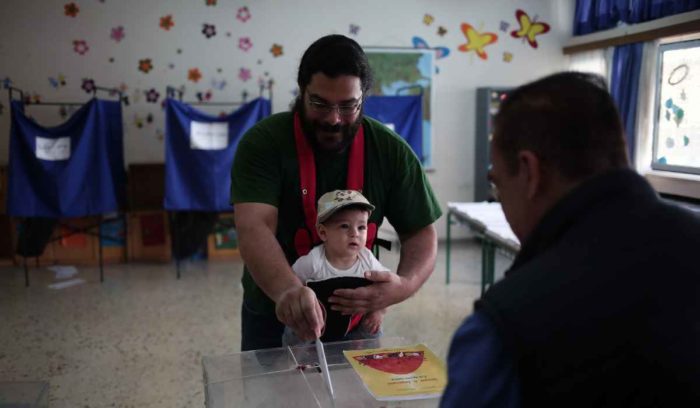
top-left (0, 239), bottom-right (512, 407)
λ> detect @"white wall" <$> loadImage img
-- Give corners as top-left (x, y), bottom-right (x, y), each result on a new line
top-left (0, 0), bottom-right (573, 238)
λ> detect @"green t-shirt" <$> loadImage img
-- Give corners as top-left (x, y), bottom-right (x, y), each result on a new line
top-left (231, 111), bottom-right (442, 314)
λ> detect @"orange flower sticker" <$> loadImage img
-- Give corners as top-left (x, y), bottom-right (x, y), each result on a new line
top-left (160, 15), bottom-right (174, 31)
top-left (138, 58), bottom-right (153, 73)
top-left (188, 68), bottom-right (202, 83)
top-left (64, 2), bottom-right (79, 17)
top-left (270, 43), bottom-right (283, 57)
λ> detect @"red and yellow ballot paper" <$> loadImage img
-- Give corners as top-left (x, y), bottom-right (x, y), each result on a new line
top-left (343, 343), bottom-right (447, 401)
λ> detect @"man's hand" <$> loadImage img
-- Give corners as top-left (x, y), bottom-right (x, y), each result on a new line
top-left (328, 270), bottom-right (408, 314)
top-left (275, 286), bottom-right (325, 341)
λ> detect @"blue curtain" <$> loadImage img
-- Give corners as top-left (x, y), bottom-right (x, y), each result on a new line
top-left (164, 97), bottom-right (271, 211)
top-left (363, 95), bottom-right (423, 162)
top-left (8, 98), bottom-right (126, 217)
top-left (574, 0), bottom-right (700, 35)
top-left (610, 42), bottom-right (644, 158)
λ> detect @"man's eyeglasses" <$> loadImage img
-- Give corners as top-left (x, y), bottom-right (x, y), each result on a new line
top-left (307, 99), bottom-right (362, 116)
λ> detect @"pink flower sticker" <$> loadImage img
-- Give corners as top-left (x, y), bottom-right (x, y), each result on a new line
top-left (73, 40), bottom-right (89, 55)
top-left (111, 26), bottom-right (125, 42)
top-left (236, 6), bottom-right (251, 22)
top-left (238, 37), bottom-right (252, 52)
top-left (238, 67), bottom-right (251, 82)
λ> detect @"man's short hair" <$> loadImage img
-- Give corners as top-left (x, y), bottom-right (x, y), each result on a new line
top-left (493, 71), bottom-right (629, 181)
top-left (297, 34), bottom-right (373, 95)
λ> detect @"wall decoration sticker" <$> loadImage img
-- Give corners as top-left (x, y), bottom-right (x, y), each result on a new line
top-left (134, 114), bottom-right (144, 129)
top-left (437, 26), bottom-right (447, 36)
top-left (145, 88), bottom-right (160, 103)
top-left (458, 23), bottom-right (498, 60)
top-left (81, 78), bottom-right (96, 93)
top-left (270, 43), bottom-right (283, 57)
top-left (196, 90), bottom-right (212, 102)
top-left (168, 62), bottom-right (175, 69)
top-left (349, 24), bottom-right (360, 36)
top-left (160, 15), bottom-right (174, 31)
top-left (423, 14), bottom-right (434, 26)
top-left (109, 57), bottom-right (115, 63)
top-left (64, 3), bottom-right (79, 17)
top-left (239, 37), bottom-right (253, 52)
top-left (188, 68), bottom-right (202, 83)
top-left (202, 23), bottom-right (216, 39)
top-left (238, 67), bottom-right (251, 82)
top-left (206, 0), bottom-right (217, 6)
top-left (110, 26), bottom-right (125, 42)
top-left (73, 40), bottom-right (89, 55)
top-left (500, 21), bottom-right (510, 32)
top-left (510, 9), bottom-right (550, 49)
top-left (49, 74), bottom-right (67, 88)
top-left (503, 52), bottom-right (513, 62)
top-left (211, 78), bottom-right (227, 90)
top-left (412, 36), bottom-right (450, 59)
top-left (237, 6), bottom-right (251, 22)
top-left (138, 58), bottom-right (153, 73)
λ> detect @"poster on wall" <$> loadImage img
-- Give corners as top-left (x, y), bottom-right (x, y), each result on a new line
top-left (364, 47), bottom-right (435, 167)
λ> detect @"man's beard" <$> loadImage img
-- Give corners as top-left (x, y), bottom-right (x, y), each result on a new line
top-left (293, 97), bottom-right (363, 153)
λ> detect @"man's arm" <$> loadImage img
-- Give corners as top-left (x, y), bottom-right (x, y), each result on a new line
top-left (440, 311), bottom-right (521, 407)
top-left (234, 202), bottom-right (323, 340)
top-left (328, 223), bottom-right (437, 313)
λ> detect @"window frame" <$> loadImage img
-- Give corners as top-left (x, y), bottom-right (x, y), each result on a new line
top-left (651, 39), bottom-right (700, 175)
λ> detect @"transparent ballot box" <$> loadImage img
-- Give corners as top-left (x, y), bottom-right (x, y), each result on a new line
top-left (0, 381), bottom-right (49, 408)
top-left (202, 337), bottom-right (440, 407)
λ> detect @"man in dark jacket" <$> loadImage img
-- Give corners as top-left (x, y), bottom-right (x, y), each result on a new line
top-left (441, 72), bottom-right (700, 407)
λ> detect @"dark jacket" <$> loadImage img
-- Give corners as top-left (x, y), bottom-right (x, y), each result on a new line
top-left (478, 169), bottom-right (700, 407)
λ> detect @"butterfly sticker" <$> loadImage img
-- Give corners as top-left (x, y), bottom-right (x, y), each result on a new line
top-left (412, 36), bottom-right (450, 59)
top-left (458, 23), bottom-right (498, 60)
top-left (196, 90), bottom-right (212, 102)
top-left (48, 74), bottom-right (66, 88)
top-left (510, 9), bottom-right (550, 49)
top-left (211, 78), bottom-right (227, 90)
top-left (349, 24), bottom-right (360, 36)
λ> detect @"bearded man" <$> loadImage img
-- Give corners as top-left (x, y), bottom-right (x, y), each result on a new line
top-left (231, 34), bottom-right (441, 350)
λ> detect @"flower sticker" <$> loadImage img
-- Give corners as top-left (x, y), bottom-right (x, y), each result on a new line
top-left (349, 24), bottom-right (360, 36)
top-left (81, 78), bottom-right (96, 93)
top-left (138, 58), bottom-right (153, 73)
top-left (499, 21), bottom-right (510, 32)
top-left (236, 6), bottom-right (251, 22)
top-left (160, 15), bottom-right (174, 31)
top-left (238, 37), bottom-right (252, 52)
top-left (270, 43), bottom-right (283, 57)
top-left (206, 0), bottom-right (217, 5)
top-left (73, 40), bottom-right (89, 55)
top-left (188, 68), bottom-right (202, 83)
top-left (238, 67), bottom-right (251, 82)
top-left (503, 52), bottom-right (513, 62)
top-left (111, 26), bottom-right (125, 42)
top-left (423, 14), bottom-right (434, 25)
top-left (145, 88), bottom-right (160, 103)
top-left (202, 23), bottom-right (216, 38)
top-left (64, 2), bottom-right (79, 17)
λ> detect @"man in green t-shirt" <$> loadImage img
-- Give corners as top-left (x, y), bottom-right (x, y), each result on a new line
top-left (231, 34), bottom-right (442, 351)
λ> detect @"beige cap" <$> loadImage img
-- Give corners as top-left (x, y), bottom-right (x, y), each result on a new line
top-left (317, 190), bottom-right (375, 224)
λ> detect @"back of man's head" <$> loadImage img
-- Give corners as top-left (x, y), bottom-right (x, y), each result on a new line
top-left (494, 72), bottom-right (630, 182)
top-left (297, 34), bottom-right (373, 95)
